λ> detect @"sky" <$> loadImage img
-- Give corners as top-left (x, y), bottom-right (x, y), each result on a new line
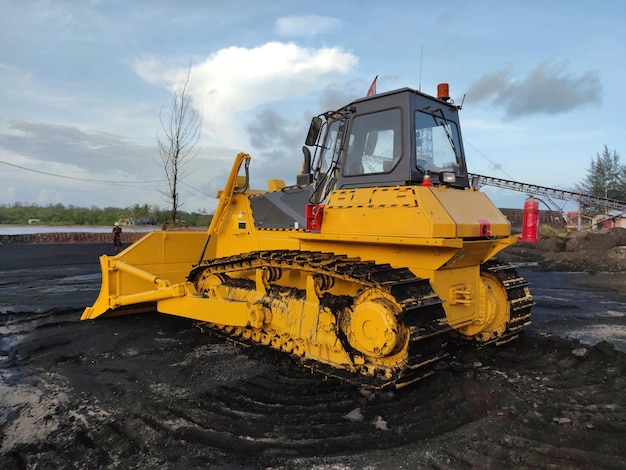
top-left (1, 0), bottom-right (625, 215)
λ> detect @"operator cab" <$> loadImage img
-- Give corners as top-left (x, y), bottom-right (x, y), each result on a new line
top-left (250, 85), bottom-right (470, 230)
top-left (304, 86), bottom-right (470, 204)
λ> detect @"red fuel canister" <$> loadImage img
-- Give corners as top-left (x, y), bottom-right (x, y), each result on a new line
top-left (519, 197), bottom-right (539, 243)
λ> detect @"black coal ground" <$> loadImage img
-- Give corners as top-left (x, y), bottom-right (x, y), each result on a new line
top-left (1, 243), bottom-right (625, 469)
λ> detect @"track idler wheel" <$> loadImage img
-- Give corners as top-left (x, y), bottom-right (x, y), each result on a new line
top-left (340, 290), bottom-right (407, 358)
top-left (459, 271), bottom-right (509, 342)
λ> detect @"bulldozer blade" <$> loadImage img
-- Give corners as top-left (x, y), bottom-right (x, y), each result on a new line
top-left (81, 231), bottom-right (207, 320)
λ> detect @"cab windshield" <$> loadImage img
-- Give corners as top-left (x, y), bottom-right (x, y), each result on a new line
top-left (415, 109), bottom-right (462, 175)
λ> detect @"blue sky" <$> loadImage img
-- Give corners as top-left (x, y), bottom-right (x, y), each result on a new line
top-left (1, 0), bottom-right (624, 214)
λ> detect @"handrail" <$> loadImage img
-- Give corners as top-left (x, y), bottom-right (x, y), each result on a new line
top-left (197, 152), bottom-right (251, 264)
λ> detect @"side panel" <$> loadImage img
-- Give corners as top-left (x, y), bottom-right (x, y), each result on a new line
top-left (320, 185), bottom-right (511, 240)
top-left (203, 192), bottom-right (302, 261)
top-left (322, 186), bottom-right (457, 238)
top-left (250, 185), bottom-right (313, 230)
top-left (430, 187), bottom-right (511, 238)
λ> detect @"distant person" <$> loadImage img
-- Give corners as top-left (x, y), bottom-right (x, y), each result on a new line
top-left (112, 222), bottom-right (122, 252)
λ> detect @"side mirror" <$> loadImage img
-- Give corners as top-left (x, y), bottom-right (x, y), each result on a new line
top-left (305, 117), bottom-right (322, 146)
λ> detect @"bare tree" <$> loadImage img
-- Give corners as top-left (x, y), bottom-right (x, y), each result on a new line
top-left (157, 65), bottom-right (202, 225)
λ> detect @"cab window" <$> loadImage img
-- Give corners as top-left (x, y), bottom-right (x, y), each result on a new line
top-left (343, 108), bottom-right (402, 176)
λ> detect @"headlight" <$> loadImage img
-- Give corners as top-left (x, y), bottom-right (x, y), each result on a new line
top-left (441, 171), bottom-right (456, 184)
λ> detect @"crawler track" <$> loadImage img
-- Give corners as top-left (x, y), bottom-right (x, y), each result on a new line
top-left (189, 250), bottom-right (451, 388)
top-left (476, 259), bottom-right (533, 345)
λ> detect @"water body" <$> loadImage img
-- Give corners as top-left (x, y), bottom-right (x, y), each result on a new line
top-left (521, 269), bottom-right (626, 352)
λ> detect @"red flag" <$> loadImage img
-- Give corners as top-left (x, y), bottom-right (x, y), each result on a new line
top-left (366, 75), bottom-right (378, 97)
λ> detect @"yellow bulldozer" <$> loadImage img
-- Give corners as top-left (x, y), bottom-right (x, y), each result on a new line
top-left (83, 84), bottom-right (532, 388)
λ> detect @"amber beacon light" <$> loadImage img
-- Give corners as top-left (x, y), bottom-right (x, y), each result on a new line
top-left (437, 83), bottom-right (450, 101)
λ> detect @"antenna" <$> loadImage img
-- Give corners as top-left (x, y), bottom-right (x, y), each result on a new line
top-left (419, 46), bottom-right (424, 92)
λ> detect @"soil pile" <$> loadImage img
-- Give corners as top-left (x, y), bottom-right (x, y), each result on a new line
top-left (501, 227), bottom-right (626, 272)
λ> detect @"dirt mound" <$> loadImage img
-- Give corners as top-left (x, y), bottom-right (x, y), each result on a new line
top-left (501, 227), bottom-right (626, 272)
top-left (565, 228), bottom-right (626, 252)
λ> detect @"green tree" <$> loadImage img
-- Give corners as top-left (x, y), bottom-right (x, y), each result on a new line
top-left (0, 203), bottom-right (212, 227)
top-left (575, 145), bottom-right (626, 209)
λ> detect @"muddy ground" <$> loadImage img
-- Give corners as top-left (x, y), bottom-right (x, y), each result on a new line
top-left (1, 230), bottom-right (625, 469)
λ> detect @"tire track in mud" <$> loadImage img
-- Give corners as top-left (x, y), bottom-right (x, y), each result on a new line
top-left (0, 312), bottom-right (489, 467)
top-left (78, 345), bottom-right (477, 466)
top-left (2, 311), bottom-right (625, 469)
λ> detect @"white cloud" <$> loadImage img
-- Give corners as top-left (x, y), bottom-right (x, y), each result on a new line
top-left (275, 15), bottom-right (341, 37)
top-left (135, 42), bottom-right (358, 146)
